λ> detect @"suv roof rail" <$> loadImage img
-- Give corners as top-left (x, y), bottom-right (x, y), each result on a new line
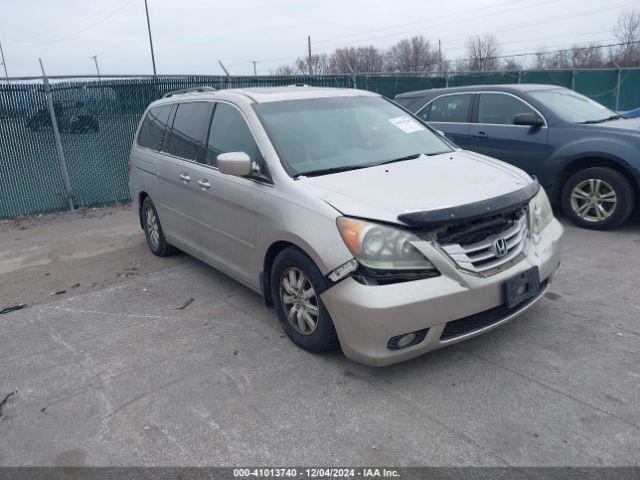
top-left (163, 86), bottom-right (217, 98)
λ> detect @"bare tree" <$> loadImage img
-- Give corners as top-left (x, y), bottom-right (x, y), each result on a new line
top-left (503, 57), bottom-right (523, 71)
top-left (613, 8), bottom-right (640, 66)
top-left (293, 54), bottom-right (330, 75)
top-left (273, 64), bottom-right (297, 75)
top-left (385, 36), bottom-right (439, 72)
top-left (465, 34), bottom-right (500, 71)
top-left (329, 46), bottom-right (385, 73)
top-left (570, 44), bottom-right (605, 68)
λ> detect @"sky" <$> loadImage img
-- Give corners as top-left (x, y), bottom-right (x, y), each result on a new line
top-left (0, 0), bottom-right (635, 77)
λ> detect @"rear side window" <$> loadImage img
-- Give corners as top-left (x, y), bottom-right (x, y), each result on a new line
top-left (206, 103), bottom-right (258, 167)
top-left (165, 102), bottom-right (211, 161)
top-left (477, 93), bottom-right (536, 125)
top-left (137, 105), bottom-right (172, 151)
top-left (421, 94), bottom-right (472, 123)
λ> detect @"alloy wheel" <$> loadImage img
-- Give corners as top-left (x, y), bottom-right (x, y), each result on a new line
top-left (145, 207), bottom-right (160, 249)
top-left (570, 178), bottom-right (618, 223)
top-left (279, 267), bottom-right (319, 335)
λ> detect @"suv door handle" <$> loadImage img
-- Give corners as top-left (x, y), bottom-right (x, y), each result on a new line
top-left (472, 131), bottom-right (488, 139)
top-left (179, 173), bottom-right (191, 183)
top-left (198, 179), bottom-right (211, 190)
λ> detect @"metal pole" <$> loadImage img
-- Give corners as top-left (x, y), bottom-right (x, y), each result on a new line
top-left (307, 35), bottom-right (312, 75)
top-left (615, 68), bottom-right (621, 111)
top-left (571, 69), bottom-right (575, 90)
top-left (0, 41), bottom-right (8, 80)
top-left (144, 0), bottom-right (157, 75)
top-left (218, 60), bottom-right (230, 76)
top-left (91, 55), bottom-right (101, 79)
top-left (39, 58), bottom-right (75, 212)
top-left (251, 60), bottom-right (258, 76)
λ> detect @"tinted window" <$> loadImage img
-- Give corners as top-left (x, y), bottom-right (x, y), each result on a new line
top-left (165, 102), bottom-right (211, 160)
top-left (206, 103), bottom-right (258, 167)
top-left (137, 105), bottom-right (172, 151)
top-left (478, 94), bottom-right (536, 125)
top-left (422, 94), bottom-right (471, 123)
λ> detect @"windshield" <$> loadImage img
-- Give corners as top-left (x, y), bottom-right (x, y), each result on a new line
top-left (528, 89), bottom-right (618, 123)
top-left (253, 96), bottom-right (452, 176)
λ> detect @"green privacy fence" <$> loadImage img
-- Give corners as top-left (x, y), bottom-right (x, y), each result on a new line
top-left (1, 69), bottom-right (639, 219)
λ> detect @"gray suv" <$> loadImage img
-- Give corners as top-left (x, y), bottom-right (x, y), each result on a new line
top-left (128, 86), bottom-right (562, 366)
top-left (396, 85), bottom-right (640, 230)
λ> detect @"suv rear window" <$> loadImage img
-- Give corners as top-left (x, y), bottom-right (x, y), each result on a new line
top-left (165, 102), bottom-right (211, 161)
top-left (137, 105), bottom-right (172, 151)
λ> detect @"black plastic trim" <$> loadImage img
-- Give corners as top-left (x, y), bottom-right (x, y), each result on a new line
top-left (398, 179), bottom-right (540, 227)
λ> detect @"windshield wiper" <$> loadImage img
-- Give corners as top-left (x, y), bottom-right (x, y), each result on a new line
top-left (582, 115), bottom-right (624, 124)
top-left (295, 164), bottom-right (372, 178)
top-left (295, 153), bottom-right (431, 178)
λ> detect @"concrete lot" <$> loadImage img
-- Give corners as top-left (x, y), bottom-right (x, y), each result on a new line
top-left (0, 207), bottom-right (639, 466)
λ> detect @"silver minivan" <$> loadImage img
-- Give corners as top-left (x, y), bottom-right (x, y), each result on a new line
top-left (128, 86), bottom-right (563, 366)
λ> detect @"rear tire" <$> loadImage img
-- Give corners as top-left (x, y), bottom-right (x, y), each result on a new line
top-left (270, 247), bottom-right (339, 354)
top-left (561, 167), bottom-right (634, 230)
top-left (141, 197), bottom-right (177, 256)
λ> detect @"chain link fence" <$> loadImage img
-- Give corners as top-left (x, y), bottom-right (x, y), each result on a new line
top-left (1, 69), bottom-right (639, 219)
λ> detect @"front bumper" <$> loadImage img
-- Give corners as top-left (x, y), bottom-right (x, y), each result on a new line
top-left (320, 218), bottom-right (563, 366)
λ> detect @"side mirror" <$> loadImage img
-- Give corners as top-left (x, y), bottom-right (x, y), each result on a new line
top-left (217, 152), bottom-right (253, 177)
top-left (436, 130), bottom-right (446, 137)
top-left (513, 112), bottom-right (544, 127)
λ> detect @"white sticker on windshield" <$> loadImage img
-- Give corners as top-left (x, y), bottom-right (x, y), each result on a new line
top-left (388, 116), bottom-right (425, 133)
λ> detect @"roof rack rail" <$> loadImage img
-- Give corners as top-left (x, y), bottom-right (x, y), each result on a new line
top-left (163, 86), bottom-right (217, 98)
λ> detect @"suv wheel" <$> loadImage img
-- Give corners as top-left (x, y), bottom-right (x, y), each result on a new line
top-left (141, 197), bottom-right (177, 256)
top-left (270, 247), bottom-right (339, 354)
top-left (561, 167), bottom-right (634, 230)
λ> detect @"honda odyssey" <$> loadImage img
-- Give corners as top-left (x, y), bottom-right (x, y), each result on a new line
top-left (128, 86), bottom-right (563, 366)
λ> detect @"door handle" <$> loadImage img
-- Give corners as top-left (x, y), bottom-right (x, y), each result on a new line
top-left (472, 131), bottom-right (489, 139)
top-left (198, 179), bottom-right (211, 190)
top-left (179, 173), bottom-right (191, 183)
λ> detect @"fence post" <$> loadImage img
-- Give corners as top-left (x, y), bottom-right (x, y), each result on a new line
top-left (352, 73), bottom-right (357, 89)
top-left (571, 69), bottom-right (575, 90)
top-left (39, 58), bottom-right (75, 212)
top-left (615, 68), bottom-right (621, 111)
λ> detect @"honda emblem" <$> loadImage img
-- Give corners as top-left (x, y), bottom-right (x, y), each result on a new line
top-left (493, 237), bottom-right (508, 257)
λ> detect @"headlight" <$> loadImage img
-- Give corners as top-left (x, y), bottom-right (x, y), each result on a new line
top-left (530, 187), bottom-right (553, 237)
top-left (336, 217), bottom-right (435, 271)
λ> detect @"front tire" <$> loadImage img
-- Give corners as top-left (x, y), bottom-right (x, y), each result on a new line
top-left (561, 167), bottom-right (634, 230)
top-left (141, 197), bottom-right (177, 256)
top-left (270, 247), bottom-right (339, 354)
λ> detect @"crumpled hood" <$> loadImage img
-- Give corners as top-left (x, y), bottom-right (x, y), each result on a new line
top-left (299, 150), bottom-right (533, 225)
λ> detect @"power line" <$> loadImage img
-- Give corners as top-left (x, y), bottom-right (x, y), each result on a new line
top-left (6, 0), bottom-right (136, 47)
top-left (320, 0), bottom-right (636, 50)
top-left (233, 0), bottom-right (636, 69)
top-left (313, 0), bottom-right (529, 46)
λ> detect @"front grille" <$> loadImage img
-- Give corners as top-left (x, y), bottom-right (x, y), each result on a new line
top-left (439, 280), bottom-right (548, 341)
top-left (438, 210), bottom-right (528, 273)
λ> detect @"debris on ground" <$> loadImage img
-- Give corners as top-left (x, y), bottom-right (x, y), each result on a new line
top-left (49, 290), bottom-right (66, 296)
top-left (70, 283), bottom-right (80, 288)
top-left (0, 304), bottom-right (27, 315)
top-left (176, 297), bottom-right (194, 310)
top-left (0, 391), bottom-right (16, 418)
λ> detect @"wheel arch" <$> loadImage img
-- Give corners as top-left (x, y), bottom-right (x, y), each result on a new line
top-left (556, 155), bottom-right (639, 204)
top-left (261, 238), bottom-right (332, 307)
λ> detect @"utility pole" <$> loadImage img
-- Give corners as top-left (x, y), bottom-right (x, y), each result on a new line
top-left (218, 60), bottom-right (230, 76)
top-left (307, 35), bottom-right (312, 75)
top-left (144, 0), bottom-right (157, 75)
top-left (250, 60), bottom-right (259, 76)
top-left (438, 39), bottom-right (442, 71)
top-left (40, 58), bottom-right (75, 213)
top-left (91, 54), bottom-right (101, 79)
top-left (0, 41), bottom-right (8, 80)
